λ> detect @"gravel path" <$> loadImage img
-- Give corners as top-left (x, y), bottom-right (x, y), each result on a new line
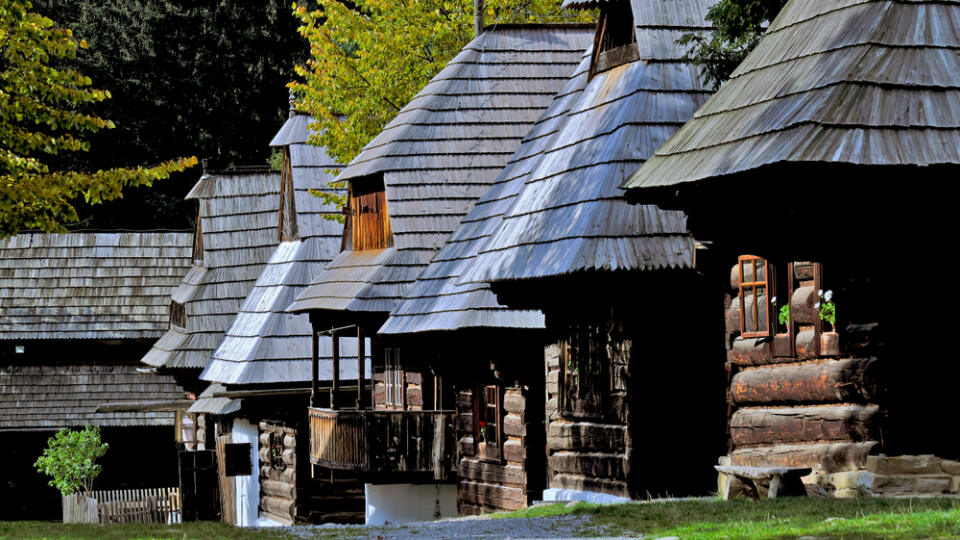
top-left (283, 513), bottom-right (637, 539)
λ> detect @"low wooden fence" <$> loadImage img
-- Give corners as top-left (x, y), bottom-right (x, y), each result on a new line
top-left (62, 488), bottom-right (182, 524)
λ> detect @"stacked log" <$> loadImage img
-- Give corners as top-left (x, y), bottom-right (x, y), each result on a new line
top-left (723, 261), bottom-right (882, 476)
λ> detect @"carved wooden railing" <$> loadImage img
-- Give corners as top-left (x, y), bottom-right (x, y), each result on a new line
top-left (308, 408), bottom-right (456, 478)
top-left (309, 408), bottom-right (366, 470)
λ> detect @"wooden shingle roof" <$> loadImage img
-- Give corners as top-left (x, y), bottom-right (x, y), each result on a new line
top-left (289, 25), bottom-right (593, 315)
top-left (460, 0), bottom-right (712, 286)
top-left (201, 116), bottom-right (368, 385)
top-left (0, 232), bottom-right (192, 340)
top-left (622, 0), bottom-right (960, 191)
top-left (0, 365), bottom-right (186, 430)
top-left (141, 172), bottom-right (280, 370)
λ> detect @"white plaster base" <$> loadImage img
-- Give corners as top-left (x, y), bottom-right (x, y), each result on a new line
top-left (364, 483), bottom-right (457, 525)
top-left (231, 417), bottom-right (260, 527)
top-left (542, 488), bottom-right (630, 505)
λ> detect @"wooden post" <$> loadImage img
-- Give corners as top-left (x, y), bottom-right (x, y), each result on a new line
top-left (474, 0), bottom-right (484, 38)
top-left (357, 327), bottom-right (366, 409)
top-left (332, 329), bottom-right (340, 410)
top-left (310, 319), bottom-right (320, 407)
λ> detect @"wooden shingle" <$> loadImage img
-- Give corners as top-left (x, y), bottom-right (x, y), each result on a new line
top-left (622, 0), bottom-right (960, 190)
top-left (0, 232), bottom-right (192, 340)
top-left (289, 25), bottom-right (593, 316)
top-left (200, 116), bottom-right (368, 385)
top-left (141, 172), bottom-right (281, 370)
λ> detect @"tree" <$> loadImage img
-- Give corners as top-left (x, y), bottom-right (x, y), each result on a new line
top-left (679, 0), bottom-right (787, 89)
top-left (29, 0), bottom-right (305, 230)
top-left (34, 425), bottom-right (109, 495)
top-left (291, 0), bottom-right (591, 185)
top-left (1, 0), bottom-right (197, 237)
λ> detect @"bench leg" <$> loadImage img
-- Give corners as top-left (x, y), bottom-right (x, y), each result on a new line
top-left (767, 475), bottom-right (781, 498)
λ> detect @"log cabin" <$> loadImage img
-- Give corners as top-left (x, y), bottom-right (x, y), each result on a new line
top-left (622, 0), bottom-right (960, 497)
top-left (0, 232), bottom-right (192, 520)
top-left (459, 0), bottom-right (728, 501)
top-left (287, 24), bottom-right (592, 522)
top-left (194, 107), bottom-right (367, 526)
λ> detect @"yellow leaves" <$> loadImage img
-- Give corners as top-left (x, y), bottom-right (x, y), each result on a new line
top-left (79, 38), bottom-right (87, 49)
top-left (0, 0), bottom-right (199, 237)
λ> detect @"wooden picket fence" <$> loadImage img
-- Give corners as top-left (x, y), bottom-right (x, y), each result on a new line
top-left (62, 488), bottom-right (181, 524)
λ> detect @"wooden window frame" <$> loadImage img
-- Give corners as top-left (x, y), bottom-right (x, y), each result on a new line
top-left (347, 178), bottom-right (392, 251)
top-left (589, 1), bottom-right (639, 78)
top-left (738, 255), bottom-right (772, 338)
top-left (384, 348), bottom-right (404, 410)
top-left (278, 147), bottom-right (298, 242)
top-left (559, 323), bottom-right (606, 420)
top-left (170, 300), bottom-right (186, 328)
top-left (474, 384), bottom-right (503, 463)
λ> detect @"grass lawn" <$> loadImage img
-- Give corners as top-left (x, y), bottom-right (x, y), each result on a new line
top-left (1, 497), bottom-right (958, 539)
top-left (499, 496), bottom-right (960, 539)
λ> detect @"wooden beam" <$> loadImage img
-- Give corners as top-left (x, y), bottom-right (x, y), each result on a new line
top-left (311, 320), bottom-right (320, 407)
top-left (332, 329), bottom-right (340, 410)
top-left (731, 358), bottom-right (879, 405)
top-left (730, 405), bottom-right (879, 446)
top-left (357, 327), bottom-right (365, 408)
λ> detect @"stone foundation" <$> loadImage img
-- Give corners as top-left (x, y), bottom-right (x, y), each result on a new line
top-left (821, 455), bottom-right (960, 498)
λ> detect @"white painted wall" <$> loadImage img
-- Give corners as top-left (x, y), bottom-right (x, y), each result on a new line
top-left (364, 483), bottom-right (457, 525)
top-left (231, 418), bottom-right (260, 527)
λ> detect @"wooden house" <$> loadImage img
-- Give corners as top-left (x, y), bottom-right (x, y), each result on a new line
top-left (140, 168), bottom-right (283, 432)
top-left (194, 109), bottom-right (367, 526)
top-left (622, 0), bottom-right (960, 497)
top-left (459, 0), bottom-right (727, 501)
top-left (0, 232), bottom-right (192, 520)
top-left (287, 24), bottom-right (592, 522)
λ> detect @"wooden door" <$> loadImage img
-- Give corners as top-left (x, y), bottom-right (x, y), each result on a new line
top-left (215, 435), bottom-right (237, 524)
top-left (177, 450), bottom-right (220, 521)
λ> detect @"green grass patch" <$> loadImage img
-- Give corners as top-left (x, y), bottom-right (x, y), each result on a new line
top-left (494, 496), bottom-right (960, 538)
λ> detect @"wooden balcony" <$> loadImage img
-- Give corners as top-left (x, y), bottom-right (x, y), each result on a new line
top-left (308, 408), bottom-right (456, 479)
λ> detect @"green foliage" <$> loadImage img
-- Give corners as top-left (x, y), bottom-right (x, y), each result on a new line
top-left (268, 149), bottom-right (284, 172)
top-left (33, 425), bottom-right (109, 496)
top-left (678, 0), bottom-right (787, 88)
top-left (778, 304), bottom-right (789, 326)
top-left (29, 0), bottom-right (305, 230)
top-left (0, 0), bottom-right (197, 237)
top-left (291, 0), bottom-right (592, 213)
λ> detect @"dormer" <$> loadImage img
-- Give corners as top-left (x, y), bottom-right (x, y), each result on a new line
top-left (278, 146), bottom-right (299, 242)
top-left (344, 176), bottom-right (393, 251)
top-left (589, 0), bottom-right (639, 77)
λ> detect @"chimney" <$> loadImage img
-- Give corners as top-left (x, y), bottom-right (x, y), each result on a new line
top-left (474, 0), bottom-right (484, 38)
top-left (288, 90), bottom-right (297, 119)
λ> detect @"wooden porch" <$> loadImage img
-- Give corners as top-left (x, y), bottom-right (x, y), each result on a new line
top-left (308, 407), bottom-right (456, 479)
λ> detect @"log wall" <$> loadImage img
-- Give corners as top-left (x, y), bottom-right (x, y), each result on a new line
top-left (544, 336), bottom-right (630, 498)
top-left (257, 420), bottom-right (364, 525)
top-left (723, 261), bottom-right (881, 475)
top-left (455, 386), bottom-right (533, 514)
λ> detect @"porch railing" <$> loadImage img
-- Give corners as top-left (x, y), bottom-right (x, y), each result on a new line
top-left (308, 407), bottom-right (456, 478)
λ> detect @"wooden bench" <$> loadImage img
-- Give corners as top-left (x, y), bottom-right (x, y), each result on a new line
top-left (715, 465), bottom-right (811, 500)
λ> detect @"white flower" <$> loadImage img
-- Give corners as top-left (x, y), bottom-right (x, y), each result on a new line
top-left (814, 302), bottom-right (821, 309)
top-left (824, 290), bottom-right (833, 302)
top-left (771, 296), bottom-right (777, 304)
top-left (818, 289), bottom-right (824, 297)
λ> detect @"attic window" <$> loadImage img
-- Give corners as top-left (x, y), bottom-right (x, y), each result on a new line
top-left (170, 301), bottom-right (186, 328)
top-left (192, 207), bottom-right (203, 263)
top-left (590, 0), bottom-right (639, 77)
top-left (278, 147), bottom-right (299, 241)
top-left (347, 177), bottom-right (392, 251)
